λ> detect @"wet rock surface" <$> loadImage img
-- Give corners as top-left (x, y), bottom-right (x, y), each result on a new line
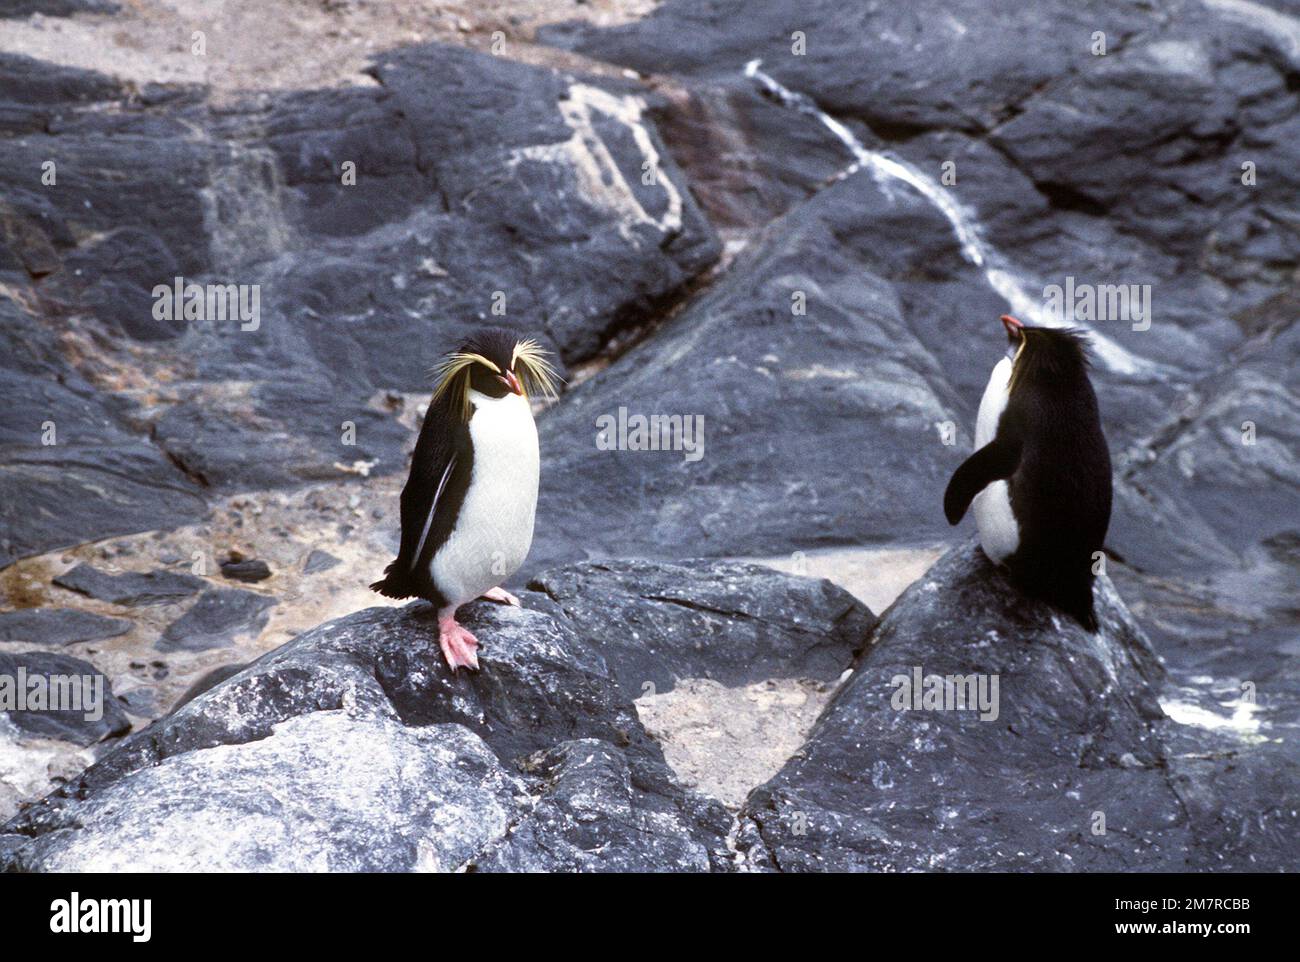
top-left (0, 38), bottom-right (717, 561)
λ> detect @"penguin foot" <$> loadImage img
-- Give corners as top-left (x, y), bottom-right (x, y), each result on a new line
top-left (437, 612), bottom-right (480, 672)
top-left (481, 586), bottom-right (521, 607)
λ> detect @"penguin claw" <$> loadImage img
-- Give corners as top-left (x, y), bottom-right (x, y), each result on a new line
top-left (481, 586), bottom-right (521, 607)
top-left (437, 615), bottom-right (481, 672)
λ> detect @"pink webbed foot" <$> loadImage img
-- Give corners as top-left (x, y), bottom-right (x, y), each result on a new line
top-left (437, 611), bottom-right (480, 672)
top-left (480, 586), bottom-right (521, 607)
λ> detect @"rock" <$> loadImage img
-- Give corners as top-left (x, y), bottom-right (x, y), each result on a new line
top-left (0, 298), bottom-right (208, 569)
top-left (167, 663), bottom-right (247, 714)
top-left (734, 539), bottom-right (1299, 871)
top-left (219, 559), bottom-right (272, 583)
top-left (303, 549), bottom-right (341, 574)
top-left (0, 1), bottom-right (118, 19)
top-left (52, 564), bottom-right (204, 606)
top-left (530, 166), bottom-right (977, 570)
top-left (0, 608), bottom-right (131, 646)
top-left (156, 588), bottom-right (276, 652)
top-left (0, 650), bottom-right (131, 746)
top-left (543, 0), bottom-right (1147, 134)
top-left (1, 595), bottom-right (734, 872)
top-left (539, 0), bottom-right (1298, 584)
top-left (0, 42), bottom-right (719, 556)
top-left (529, 558), bottom-right (873, 697)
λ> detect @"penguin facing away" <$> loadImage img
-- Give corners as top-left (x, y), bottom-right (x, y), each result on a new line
top-left (371, 328), bottom-right (559, 671)
top-left (943, 314), bottom-right (1112, 631)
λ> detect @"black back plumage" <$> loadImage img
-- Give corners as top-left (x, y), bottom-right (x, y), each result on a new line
top-left (369, 387), bottom-right (473, 605)
top-left (944, 326), bottom-right (1113, 631)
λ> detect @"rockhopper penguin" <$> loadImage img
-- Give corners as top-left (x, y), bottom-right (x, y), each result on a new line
top-left (371, 329), bottom-right (559, 670)
top-left (943, 314), bottom-right (1112, 631)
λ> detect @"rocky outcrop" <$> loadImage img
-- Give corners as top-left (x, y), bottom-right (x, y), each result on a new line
top-left (1, 560), bottom-right (873, 872)
top-left (0, 0), bottom-right (1295, 873)
top-left (733, 540), bottom-right (1299, 872)
top-left (536, 0), bottom-right (1299, 581)
top-left (530, 558), bottom-right (873, 697)
top-left (0, 42), bottom-right (719, 564)
top-left (6, 549), bottom-right (1292, 871)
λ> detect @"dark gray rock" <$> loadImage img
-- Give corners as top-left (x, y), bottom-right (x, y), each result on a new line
top-left (0, 41), bottom-right (719, 565)
top-left (219, 559), bottom-right (271, 583)
top-left (303, 549), bottom-right (340, 574)
top-left (53, 564), bottom-right (204, 606)
top-left (734, 540), bottom-right (1299, 872)
top-left (538, 0), bottom-right (1298, 585)
top-left (167, 663), bottom-right (248, 714)
top-left (530, 559), bottom-right (872, 697)
top-left (0, 650), bottom-right (131, 746)
top-left (156, 588), bottom-right (276, 652)
top-left (1, 587), bottom-right (741, 871)
top-left (530, 166), bottom-right (977, 570)
top-left (0, 297), bottom-right (208, 569)
top-left (0, 1), bottom-right (118, 18)
top-left (0, 607), bottom-right (130, 646)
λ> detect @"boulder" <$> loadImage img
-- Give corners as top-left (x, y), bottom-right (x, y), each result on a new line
top-left (530, 165), bottom-right (978, 570)
top-left (0, 600), bottom-right (716, 870)
top-left (530, 558), bottom-right (873, 697)
top-left (734, 539), bottom-right (1300, 871)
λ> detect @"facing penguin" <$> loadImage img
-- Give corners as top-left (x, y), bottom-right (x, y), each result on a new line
top-left (943, 314), bottom-right (1112, 631)
top-left (371, 328), bottom-right (559, 671)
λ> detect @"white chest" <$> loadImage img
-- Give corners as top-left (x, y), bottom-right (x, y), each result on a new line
top-left (971, 357), bottom-right (1020, 563)
top-left (430, 390), bottom-right (539, 606)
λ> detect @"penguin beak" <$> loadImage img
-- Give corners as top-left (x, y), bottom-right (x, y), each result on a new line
top-left (498, 371), bottom-right (524, 396)
top-left (1000, 314), bottom-right (1024, 341)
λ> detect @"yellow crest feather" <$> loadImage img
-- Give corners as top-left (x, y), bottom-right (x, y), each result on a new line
top-left (510, 338), bottom-right (562, 403)
top-left (429, 341), bottom-right (561, 421)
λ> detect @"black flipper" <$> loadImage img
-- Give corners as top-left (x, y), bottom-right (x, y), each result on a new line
top-left (943, 437), bottom-right (1022, 525)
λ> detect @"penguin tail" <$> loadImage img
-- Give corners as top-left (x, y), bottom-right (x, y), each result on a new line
top-left (1074, 603), bottom-right (1099, 634)
top-left (370, 561), bottom-right (416, 600)
top-left (1014, 562), bottom-right (1100, 633)
top-left (1048, 576), bottom-right (1100, 634)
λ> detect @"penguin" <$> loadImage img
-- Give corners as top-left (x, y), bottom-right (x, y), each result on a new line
top-left (371, 328), bottom-right (559, 671)
top-left (943, 314), bottom-right (1112, 631)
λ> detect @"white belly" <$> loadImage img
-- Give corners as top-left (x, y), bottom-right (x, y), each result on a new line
top-left (430, 390), bottom-right (539, 607)
top-left (971, 357), bottom-right (1019, 564)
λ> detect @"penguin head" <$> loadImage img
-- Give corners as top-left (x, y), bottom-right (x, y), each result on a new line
top-left (431, 327), bottom-right (561, 420)
top-left (1000, 315), bottom-right (1093, 391)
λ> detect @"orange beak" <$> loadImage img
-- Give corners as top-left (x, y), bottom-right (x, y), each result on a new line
top-left (1000, 314), bottom-right (1024, 339)
top-left (498, 370), bottom-right (524, 396)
